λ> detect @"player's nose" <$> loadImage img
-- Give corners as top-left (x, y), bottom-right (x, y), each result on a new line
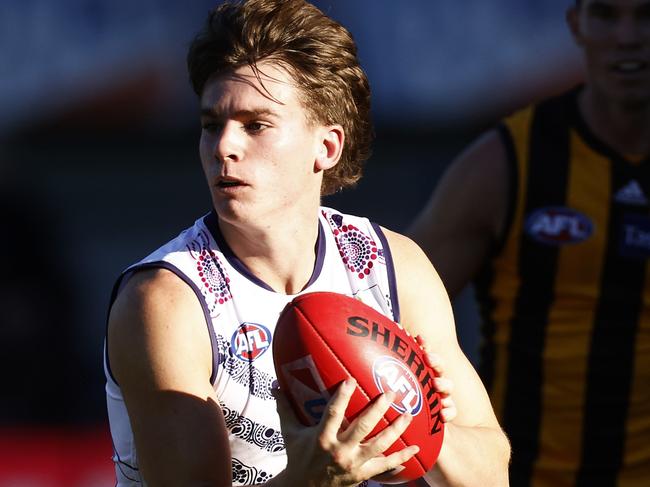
top-left (214, 122), bottom-right (243, 163)
top-left (615, 15), bottom-right (643, 48)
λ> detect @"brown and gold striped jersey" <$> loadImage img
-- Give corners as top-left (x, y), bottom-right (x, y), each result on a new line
top-left (474, 87), bottom-right (650, 487)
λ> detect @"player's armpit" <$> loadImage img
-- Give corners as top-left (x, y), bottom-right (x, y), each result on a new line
top-left (107, 268), bottom-right (232, 487)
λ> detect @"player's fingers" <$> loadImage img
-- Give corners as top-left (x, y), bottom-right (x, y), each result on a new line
top-left (441, 398), bottom-right (457, 423)
top-left (433, 376), bottom-right (453, 396)
top-left (319, 377), bottom-right (356, 443)
top-left (341, 390), bottom-right (396, 444)
top-left (414, 335), bottom-right (446, 375)
top-left (362, 409), bottom-right (413, 458)
top-left (441, 395), bottom-right (455, 408)
top-left (424, 351), bottom-right (445, 376)
top-left (361, 444), bottom-right (419, 481)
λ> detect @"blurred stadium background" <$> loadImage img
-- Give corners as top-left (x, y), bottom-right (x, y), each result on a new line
top-left (0, 1), bottom-right (582, 485)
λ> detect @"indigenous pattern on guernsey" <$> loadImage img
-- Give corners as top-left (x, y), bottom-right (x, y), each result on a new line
top-left (104, 207), bottom-right (399, 486)
top-left (474, 87), bottom-right (650, 486)
top-left (187, 229), bottom-right (232, 312)
top-left (231, 458), bottom-right (273, 485)
top-left (216, 333), bottom-right (275, 401)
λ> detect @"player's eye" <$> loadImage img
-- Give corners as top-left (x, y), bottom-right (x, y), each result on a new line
top-left (245, 122), bottom-right (267, 133)
top-left (201, 121), bottom-right (222, 132)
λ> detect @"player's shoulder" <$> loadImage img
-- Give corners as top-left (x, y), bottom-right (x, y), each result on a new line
top-left (107, 267), bottom-right (211, 385)
top-left (436, 127), bottom-right (511, 222)
top-left (380, 227), bottom-right (421, 257)
top-left (114, 267), bottom-right (195, 313)
top-left (108, 267), bottom-right (204, 349)
top-left (380, 228), bottom-right (441, 287)
top-left (502, 87), bottom-right (577, 133)
top-left (380, 227), bottom-right (454, 333)
top-left (456, 128), bottom-right (508, 173)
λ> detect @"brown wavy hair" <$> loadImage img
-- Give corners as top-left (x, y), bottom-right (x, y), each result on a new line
top-left (187, 0), bottom-right (374, 195)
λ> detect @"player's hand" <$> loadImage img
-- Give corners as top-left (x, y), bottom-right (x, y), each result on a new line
top-left (416, 335), bottom-right (457, 423)
top-left (273, 378), bottom-right (419, 487)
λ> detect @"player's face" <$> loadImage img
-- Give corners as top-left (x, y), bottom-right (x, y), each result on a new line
top-left (569, 0), bottom-right (650, 106)
top-left (199, 62), bottom-right (332, 227)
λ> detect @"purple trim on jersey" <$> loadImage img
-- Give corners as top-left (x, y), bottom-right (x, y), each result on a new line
top-left (203, 210), bottom-right (326, 291)
top-left (371, 222), bottom-right (400, 323)
top-left (104, 261), bottom-right (220, 386)
top-left (310, 221), bottom-right (326, 287)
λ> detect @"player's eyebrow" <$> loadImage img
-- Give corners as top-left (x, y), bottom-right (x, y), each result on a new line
top-left (200, 107), bottom-right (279, 119)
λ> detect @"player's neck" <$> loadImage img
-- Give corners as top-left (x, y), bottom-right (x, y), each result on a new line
top-left (579, 86), bottom-right (650, 158)
top-left (218, 207), bottom-right (321, 295)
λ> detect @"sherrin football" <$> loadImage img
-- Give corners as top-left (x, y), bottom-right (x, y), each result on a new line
top-left (272, 291), bottom-right (444, 483)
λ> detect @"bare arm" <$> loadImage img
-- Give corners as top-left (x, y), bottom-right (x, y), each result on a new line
top-left (386, 231), bottom-right (511, 486)
top-left (108, 268), bottom-right (233, 487)
top-left (408, 129), bottom-right (511, 298)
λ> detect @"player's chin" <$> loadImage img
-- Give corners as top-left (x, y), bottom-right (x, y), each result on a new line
top-left (211, 199), bottom-right (249, 221)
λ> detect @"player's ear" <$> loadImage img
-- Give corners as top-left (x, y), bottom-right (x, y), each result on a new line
top-left (315, 125), bottom-right (344, 171)
top-left (566, 6), bottom-right (583, 46)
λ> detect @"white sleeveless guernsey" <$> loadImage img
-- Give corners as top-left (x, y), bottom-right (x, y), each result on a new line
top-left (105, 207), bottom-right (401, 486)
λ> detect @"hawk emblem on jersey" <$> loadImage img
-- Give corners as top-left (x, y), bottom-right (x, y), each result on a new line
top-left (231, 323), bottom-right (272, 362)
top-left (188, 231), bottom-right (232, 310)
top-left (525, 207), bottom-right (593, 245)
top-left (326, 211), bottom-right (379, 279)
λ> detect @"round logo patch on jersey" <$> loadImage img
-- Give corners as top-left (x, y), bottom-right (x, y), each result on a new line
top-left (372, 356), bottom-right (423, 415)
top-left (525, 207), bottom-right (594, 245)
top-left (231, 323), bottom-right (272, 362)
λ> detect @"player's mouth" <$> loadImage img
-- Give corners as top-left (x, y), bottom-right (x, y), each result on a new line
top-left (610, 60), bottom-right (648, 74)
top-left (216, 176), bottom-right (247, 190)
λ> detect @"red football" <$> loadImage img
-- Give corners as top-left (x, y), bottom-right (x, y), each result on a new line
top-left (272, 291), bottom-right (444, 483)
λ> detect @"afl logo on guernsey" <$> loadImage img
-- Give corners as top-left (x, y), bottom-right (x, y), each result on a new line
top-left (372, 356), bottom-right (423, 415)
top-left (525, 207), bottom-right (593, 245)
top-left (231, 323), bottom-right (272, 362)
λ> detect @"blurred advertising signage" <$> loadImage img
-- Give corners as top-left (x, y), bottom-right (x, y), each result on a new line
top-left (0, 426), bottom-right (114, 487)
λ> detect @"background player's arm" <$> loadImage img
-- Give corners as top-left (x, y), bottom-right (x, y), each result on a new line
top-left (386, 231), bottom-right (510, 486)
top-left (107, 268), bottom-right (234, 487)
top-left (408, 130), bottom-right (510, 297)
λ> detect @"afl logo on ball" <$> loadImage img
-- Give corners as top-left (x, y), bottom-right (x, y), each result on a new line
top-left (525, 207), bottom-right (593, 245)
top-left (231, 323), bottom-right (272, 362)
top-left (373, 356), bottom-right (423, 415)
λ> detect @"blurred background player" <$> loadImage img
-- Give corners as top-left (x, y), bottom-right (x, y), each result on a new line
top-left (410, 0), bottom-right (650, 485)
top-left (104, 0), bottom-right (509, 486)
